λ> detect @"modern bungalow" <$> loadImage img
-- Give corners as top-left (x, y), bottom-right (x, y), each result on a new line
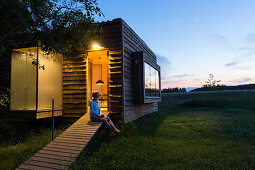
top-left (0, 18), bottom-right (161, 123)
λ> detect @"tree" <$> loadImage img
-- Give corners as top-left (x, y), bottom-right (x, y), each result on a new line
top-left (0, 0), bottom-right (103, 106)
top-left (0, 89), bottom-right (10, 107)
top-left (203, 74), bottom-right (221, 87)
top-left (162, 87), bottom-right (187, 93)
top-left (0, 0), bottom-right (103, 57)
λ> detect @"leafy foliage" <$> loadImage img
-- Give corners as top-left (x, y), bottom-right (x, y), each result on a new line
top-left (162, 87), bottom-right (187, 93)
top-left (0, 89), bottom-right (10, 107)
top-left (203, 74), bottom-right (221, 87)
top-left (0, 0), bottom-right (103, 57)
top-left (192, 83), bottom-right (255, 92)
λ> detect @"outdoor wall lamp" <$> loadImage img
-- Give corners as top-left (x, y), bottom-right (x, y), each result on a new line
top-left (93, 44), bottom-right (101, 49)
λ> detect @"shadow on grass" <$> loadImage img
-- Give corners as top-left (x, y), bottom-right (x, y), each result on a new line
top-left (133, 103), bottom-right (177, 137)
top-left (0, 117), bottom-right (72, 146)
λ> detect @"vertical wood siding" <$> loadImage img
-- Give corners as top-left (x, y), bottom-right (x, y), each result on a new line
top-left (62, 55), bottom-right (87, 118)
top-left (122, 20), bottom-right (160, 123)
top-left (99, 19), bottom-right (123, 122)
top-left (62, 19), bottom-right (124, 122)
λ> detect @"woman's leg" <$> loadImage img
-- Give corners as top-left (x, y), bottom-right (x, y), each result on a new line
top-left (106, 117), bottom-right (120, 132)
top-left (102, 118), bottom-right (114, 131)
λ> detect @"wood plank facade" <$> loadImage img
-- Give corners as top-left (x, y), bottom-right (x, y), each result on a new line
top-left (122, 20), bottom-right (161, 123)
top-left (0, 18), bottom-right (161, 123)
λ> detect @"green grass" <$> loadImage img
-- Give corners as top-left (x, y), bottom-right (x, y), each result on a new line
top-left (0, 118), bottom-right (71, 170)
top-left (163, 89), bottom-right (255, 110)
top-left (72, 90), bottom-right (255, 169)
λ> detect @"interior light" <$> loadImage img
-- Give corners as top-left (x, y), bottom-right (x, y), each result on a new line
top-left (93, 44), bottom-right (101, 49)
top-left (96, 80), bottom-right (105, 85)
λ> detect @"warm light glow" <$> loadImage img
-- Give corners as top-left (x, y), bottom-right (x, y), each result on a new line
top-left (93, 44), bottom-right (101, 49)
top-left (96, 80), bottom-right (104, 85)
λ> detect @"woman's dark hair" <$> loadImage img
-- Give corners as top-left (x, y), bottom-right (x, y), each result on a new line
top-left (92, 92), bottom-right (99, 98)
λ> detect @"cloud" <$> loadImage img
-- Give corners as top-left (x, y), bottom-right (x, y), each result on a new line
top-left (157, 55), bottom-right (172, 67)
top-left (224, 61), bottom-right (252, 70)
top-left (170, 74), bottom-right (194, 78)
top-left (234, 66), bottom-right (252, 70)
top-left (161, 79), bottom-right (186, 88)
top-left (231, 78), bottom-right (253, 84)
top-left (171, 74), bottom-right (188, 78)
top-left (225, 61), bottom-right (238, 67)
top-left (237, 47), bottom-right (253, 51)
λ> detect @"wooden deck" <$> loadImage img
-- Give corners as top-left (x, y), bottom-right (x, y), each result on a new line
top-left (16, 112), bottom-right (106, 170)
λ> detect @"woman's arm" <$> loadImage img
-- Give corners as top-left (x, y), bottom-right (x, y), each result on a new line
top-left (90, 101), bottom-right (100, 116)
top-left (90, 101), bottom-right (96, 115)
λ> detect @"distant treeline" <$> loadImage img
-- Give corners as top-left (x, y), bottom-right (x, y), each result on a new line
top-left (191, 84), bottom-right (255, 92)
top-left (162, 87), bottom-right (187, 93)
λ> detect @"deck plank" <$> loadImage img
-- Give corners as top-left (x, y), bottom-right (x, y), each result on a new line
top-left (16, 112), bottom-right (106, 170)
top-left (30, 156), bottom-right (71, 166)
top-left (23, 160), bottom-right (68, 170)
top-left (33, 153), bottom-right (75, 162)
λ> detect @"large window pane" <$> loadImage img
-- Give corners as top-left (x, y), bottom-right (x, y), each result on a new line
top-left (156, 71), bottom-right (160, 96)
top-left (144, 62), bottom-right (160, 98)
top-left (38, 50), bottom-right (63, 111)
top-left (151, 68), bottom-right (156, 97)
top-left (10, 47), bottom-right (37, 110)
top-left (145, 62), bottom-right (151, 97)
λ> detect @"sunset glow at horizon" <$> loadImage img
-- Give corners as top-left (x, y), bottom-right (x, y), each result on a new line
top-left (97, 0), bottom-right (255, 89)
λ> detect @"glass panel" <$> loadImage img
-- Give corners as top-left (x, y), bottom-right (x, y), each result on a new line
top-left (156, 71), bottom-right (160, 96)
top-left (38, 50), bottom-right (63, 111)
top-left (10, 47), bottom-right (37, 110)
top-left (145, 62), bottom-right (151, 97)
top-left (151, 68), bottom-right (156, 97)
top-left (144, 62), bottom-right (160, 98)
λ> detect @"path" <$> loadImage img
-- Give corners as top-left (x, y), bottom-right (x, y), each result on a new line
top-left (16, 112), bottom-right (106, 170)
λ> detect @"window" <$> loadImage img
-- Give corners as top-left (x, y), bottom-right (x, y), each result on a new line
top-left (133, 51), bottom-right (161, 103)
top-left (10, 47), bottom-right (62, 111)
top-left (10, 47), bottom-right (37, 110)
top-left (144, 62), bottom-right (160, 97)
top-left (38, 50), bottom-right (62, 111)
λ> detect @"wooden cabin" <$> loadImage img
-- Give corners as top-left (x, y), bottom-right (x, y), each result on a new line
top-left (0, 18), bottom-right (161, 123)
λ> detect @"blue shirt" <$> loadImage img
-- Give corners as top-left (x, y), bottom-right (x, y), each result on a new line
top-left (90, 100), bottom-right (101, 117)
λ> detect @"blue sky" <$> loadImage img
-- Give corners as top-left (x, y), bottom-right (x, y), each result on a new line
top-left (96, 0), bottom-right (255, 88)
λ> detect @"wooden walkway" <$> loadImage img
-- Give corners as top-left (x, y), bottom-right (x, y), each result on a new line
top-left (16, 113), bottom-right (105, 170)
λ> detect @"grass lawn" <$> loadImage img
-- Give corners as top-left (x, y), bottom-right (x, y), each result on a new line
top-left (0, 118), bottom-right (71, 170)
top-left (72, 90), bottom-right (255, 169)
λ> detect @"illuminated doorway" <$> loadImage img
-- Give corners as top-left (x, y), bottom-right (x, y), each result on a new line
top-left (87, 50), bottom-right (109, 110)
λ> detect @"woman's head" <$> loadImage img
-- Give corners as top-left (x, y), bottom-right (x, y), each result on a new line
top-left (92, 92), bottom-right (100, 99)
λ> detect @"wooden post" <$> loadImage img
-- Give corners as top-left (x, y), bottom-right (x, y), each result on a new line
top-left (52, 99), bottom-right (54, 141)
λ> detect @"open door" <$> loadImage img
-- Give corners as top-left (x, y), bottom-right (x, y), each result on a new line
top-left (87, 50), bottom-right (109, 111)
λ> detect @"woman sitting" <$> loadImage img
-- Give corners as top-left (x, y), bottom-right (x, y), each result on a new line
top-left (90, 92), bottom-right (120, 133)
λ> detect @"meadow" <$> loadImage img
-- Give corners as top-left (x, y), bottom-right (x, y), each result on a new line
top-left (72, 90), bottom-right (255, 169)
top-left (0, 118), bottom-right (71, 170)
top-left (1, 90), bottom-right (255, 169)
